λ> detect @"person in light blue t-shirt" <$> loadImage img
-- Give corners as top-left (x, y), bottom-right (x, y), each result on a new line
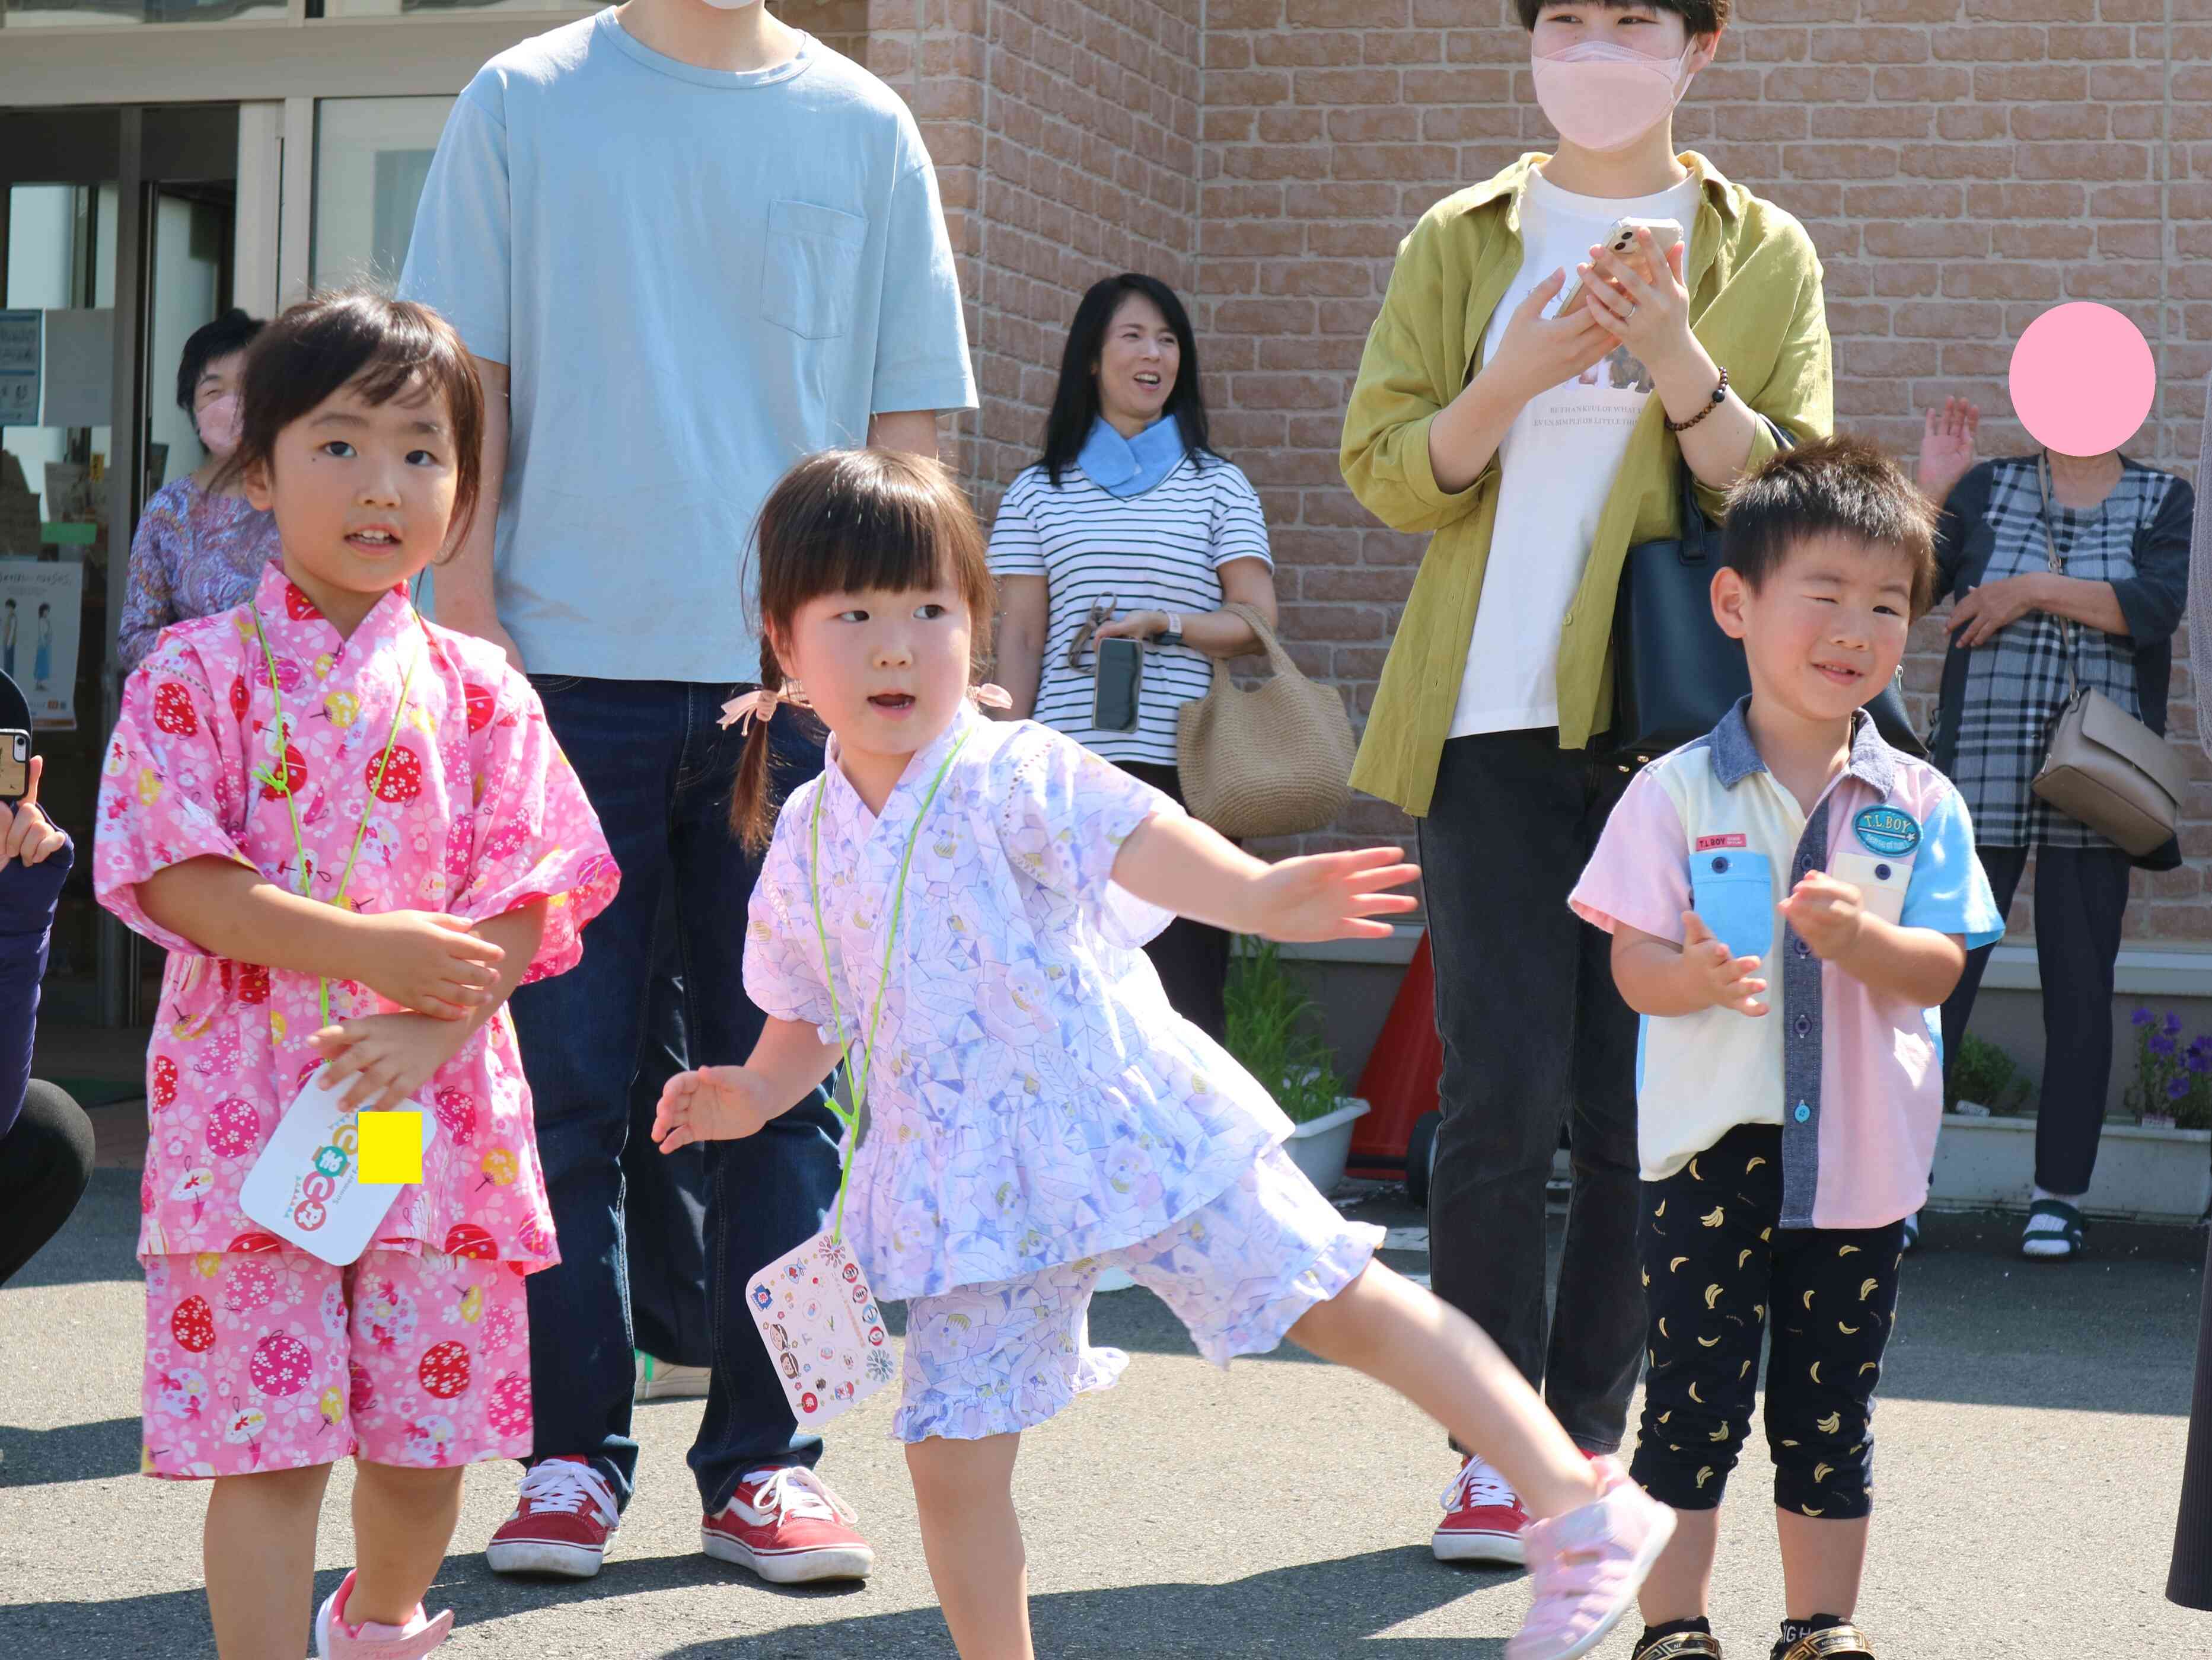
top-left (397, 0), bottom-right (976, 1590)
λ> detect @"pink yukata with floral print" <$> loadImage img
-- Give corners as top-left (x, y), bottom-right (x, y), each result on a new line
top-left (98, 563), bottom-right (618, 1479)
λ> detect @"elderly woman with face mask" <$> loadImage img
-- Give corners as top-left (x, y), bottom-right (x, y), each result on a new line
top-left (116, 308), bottom-right (282, 673)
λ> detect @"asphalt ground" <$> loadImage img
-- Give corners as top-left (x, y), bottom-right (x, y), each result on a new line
top-left (5, 1172), bottom-right (2208, 1659)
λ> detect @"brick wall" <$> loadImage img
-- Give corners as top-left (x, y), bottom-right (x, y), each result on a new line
top-left (869, 0), bottom-right (1202, 500)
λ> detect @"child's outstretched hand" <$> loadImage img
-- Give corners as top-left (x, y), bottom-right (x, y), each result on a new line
top-left (309, 1013), bottom-right (471, 1113)
top-left (655, 1066), bottom-right (781, 1152)
top-left (1680, 911), bottom-right (1767, 1017)
top-left (1248, 846), bottom-right (1421, 942)
top-left (1777, 871), bottom-right (1866, 963)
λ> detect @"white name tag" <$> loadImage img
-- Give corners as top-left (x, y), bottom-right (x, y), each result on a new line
top-left (238, 1068), bottom-right (436, 1266)
top-left (748, 1230), bottom-right (893, 1429)
top-left (1828, 850), bottom-right (1913, 928)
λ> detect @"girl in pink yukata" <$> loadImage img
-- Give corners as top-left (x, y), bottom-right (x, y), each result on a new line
top-left (96, 293), bottom-right (617, 1660)
top-left (651, 449), bottom-right (1676, 1660)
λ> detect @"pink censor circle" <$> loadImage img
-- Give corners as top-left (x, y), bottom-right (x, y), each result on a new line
top-left (2008, 302), bottom-right (2155, 456)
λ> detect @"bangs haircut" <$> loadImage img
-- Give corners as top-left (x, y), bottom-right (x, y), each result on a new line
top-left (1519, 1), bottom-right (1728, 34)
top-left (731, 448), bottom-right (995, 850)
top-left (221, 290), bottom-right (486, 558)
top-left (1720, 434), bottom-right (1940, 620)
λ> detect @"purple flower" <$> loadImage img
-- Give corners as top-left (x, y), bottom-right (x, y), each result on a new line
top-left (2135, 1008), bottom-right (2156, 1027)
top-left (2152, 1034), bottom-right (2178, 1057)
top-left (2169, 1076), bottom-right (2192, 1101)
top-left (2192, 1052), bottom-right (2211, 1075)
top-left (2168, 1012), bottom-right (2184, 1036)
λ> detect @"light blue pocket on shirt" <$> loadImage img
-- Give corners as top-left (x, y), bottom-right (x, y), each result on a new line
top-left (760, 199), bottom-right (869, 341)
top-left (1689, 848), bottom-right (1776, 963)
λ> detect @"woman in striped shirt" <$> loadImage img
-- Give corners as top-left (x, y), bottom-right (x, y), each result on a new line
top-left (990, 273), bottom-right (1279, 1040)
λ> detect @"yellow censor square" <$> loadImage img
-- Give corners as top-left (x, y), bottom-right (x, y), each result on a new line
top-left (358, 1112), bottom-right (425, 1185)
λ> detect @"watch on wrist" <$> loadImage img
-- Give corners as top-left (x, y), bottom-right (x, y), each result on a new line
top-left (1156, 612), bottom-right (1184, 649)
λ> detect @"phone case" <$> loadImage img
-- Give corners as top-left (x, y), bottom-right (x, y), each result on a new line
top-left (1092, 637), bottom-right (1143, 733)
top-left (748, 1230), bottom-right (894, 1429)
top-left (0, 732), bottom-right (28, 802)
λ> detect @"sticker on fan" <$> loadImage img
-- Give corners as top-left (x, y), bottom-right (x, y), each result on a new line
top-left (238, 1067), bottom-right (438, 1266)
top-left (747, 1230), bottom-right (893, 1428)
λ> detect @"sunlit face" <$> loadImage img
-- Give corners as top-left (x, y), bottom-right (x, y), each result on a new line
top-left (1712, 533), bottom-right (1915, 727)
top-left (243, 374), bottom-right (457, 610)
top-left (1092, 292), bottom-right (1181, 430)
top-left (776, 579), bottom-right (975, 779)
top-left (1531, 2), bottom-right (1692, 59)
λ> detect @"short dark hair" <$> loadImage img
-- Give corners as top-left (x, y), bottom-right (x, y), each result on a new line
top-left (1039, 274), bottom-right (1215, 488)
top-left (221, 291), bottom-right (485, 561)
top-left (1519, 1), bottom-right (1728, 35)
top-left (176, 308), bottom-right (264, 414)
top-left (1721, 435), bottom-right (1940, 620)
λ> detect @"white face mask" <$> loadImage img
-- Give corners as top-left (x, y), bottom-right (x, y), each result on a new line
top-left (693, 0), bottom-right (763, 10)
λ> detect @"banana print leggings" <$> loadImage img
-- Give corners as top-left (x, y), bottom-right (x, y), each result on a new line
top-left (1629, 1123), bottom-right (1905, 1519)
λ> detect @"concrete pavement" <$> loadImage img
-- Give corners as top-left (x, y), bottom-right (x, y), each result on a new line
top-left (5, 1171), bottom-right (2207, 1658)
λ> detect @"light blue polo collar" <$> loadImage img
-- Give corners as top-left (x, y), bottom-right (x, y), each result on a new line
top-left (1709, 695), bottom-right (1898, 797)
top-left (1078, 414), bottom-right (1188, 498)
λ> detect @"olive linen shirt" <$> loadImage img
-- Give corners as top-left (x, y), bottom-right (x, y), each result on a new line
top-left (1340, 152), bottom-right (1834, 815)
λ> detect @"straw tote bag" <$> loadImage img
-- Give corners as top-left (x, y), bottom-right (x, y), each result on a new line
top-left (2027, 454), bottom-right (2186, 857)
top-left (1175, 602), bottom-right (1356, 838)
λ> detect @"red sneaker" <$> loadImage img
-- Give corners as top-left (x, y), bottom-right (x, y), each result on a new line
top-left (1433, 1454), bottom-right (1531, 1566)
top-left (703, 1467), bottom-right (875, 1584)
top-left (485, 1457), bottom-right (620, 1579)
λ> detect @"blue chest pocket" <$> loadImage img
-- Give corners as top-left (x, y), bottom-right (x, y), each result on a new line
top-left (1689, 848), bottom-right (1776, 963)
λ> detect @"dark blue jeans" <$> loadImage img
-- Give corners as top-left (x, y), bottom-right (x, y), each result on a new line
top-left (512, 677), bottom-right (842, 1515)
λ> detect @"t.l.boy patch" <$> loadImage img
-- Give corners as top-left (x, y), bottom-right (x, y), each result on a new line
top-left (1853, 805), bottom-right (1920, 858)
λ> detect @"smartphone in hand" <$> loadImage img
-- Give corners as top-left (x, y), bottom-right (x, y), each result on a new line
top-left (0, 731), bottom-right (29, 803)
top-left (1555, 215), bottom-right (1686, 320)
top-left (1092, 636), bottom-right (1143, 735)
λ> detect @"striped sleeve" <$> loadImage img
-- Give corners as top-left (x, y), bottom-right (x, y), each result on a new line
top-left (1209, 462), bottom-right (1274, 570)
top-left (986, 471), bottom-right (1046, 578)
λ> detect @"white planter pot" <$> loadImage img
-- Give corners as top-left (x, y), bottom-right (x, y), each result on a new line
top-left (1930, 1112), bottom-right (2212, 1224)
top-left (1283, 1097), bottom-right (1372, 1196)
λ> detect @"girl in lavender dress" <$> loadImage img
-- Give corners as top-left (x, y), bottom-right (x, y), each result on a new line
top-left (117, 309), bottom-right (283, 673)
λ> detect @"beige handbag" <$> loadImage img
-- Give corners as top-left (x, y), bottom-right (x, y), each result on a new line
top-left (2029, 454), bottom-right (2186, 857)
top-left (1176, 602), bottom-right (1356, 838)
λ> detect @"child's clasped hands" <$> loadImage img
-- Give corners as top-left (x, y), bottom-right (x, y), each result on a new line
top-left (1682, 869), bottom-right (1872, 1020)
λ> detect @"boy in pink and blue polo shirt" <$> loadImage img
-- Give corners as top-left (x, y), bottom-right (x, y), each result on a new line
top-left (1570, 438), bottom-right (2003, 1660)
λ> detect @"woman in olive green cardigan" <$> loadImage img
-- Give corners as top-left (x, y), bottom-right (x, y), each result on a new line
top-left (1337, 91), bottom-right (1834, 1599)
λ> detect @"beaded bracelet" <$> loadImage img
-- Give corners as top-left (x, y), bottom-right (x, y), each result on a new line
top-left (1665, 365), bottom-right (1729, 434)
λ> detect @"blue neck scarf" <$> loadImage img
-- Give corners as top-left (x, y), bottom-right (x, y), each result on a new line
top-left (1077, 414), bottom-right (1188, 499)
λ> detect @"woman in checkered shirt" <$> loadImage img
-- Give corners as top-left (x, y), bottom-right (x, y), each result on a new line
top-left (1915, 396), bottom-right (2194, 1263)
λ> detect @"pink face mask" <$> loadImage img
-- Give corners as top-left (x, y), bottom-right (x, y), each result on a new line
top-left (1531, 39), bottom-right (1698, 155)
top-left (195, 392), bottom-right (242, 456)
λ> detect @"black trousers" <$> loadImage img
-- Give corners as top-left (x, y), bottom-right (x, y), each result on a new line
top-left (1416, 730), bottom-right (1644, 1452)
top-left (0, 1080), bottom-right (94, 1287)
top-left (2170, 1227), bottom-right (2212, 1608)
top-left (1631, 1126), bottom-right (1905, 1518)
top-left (1115, 761), bottom-right (1230, 1044)
top-left (1939, 843), bottom-right (2132, 1197)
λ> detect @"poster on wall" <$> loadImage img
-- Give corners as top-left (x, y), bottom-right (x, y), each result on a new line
top-left (0, 559), bottom-right (83, 730)
top-left (0, 311), bottom-right (39, 425)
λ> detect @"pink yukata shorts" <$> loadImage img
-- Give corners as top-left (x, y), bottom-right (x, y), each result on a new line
top-left (141, 1244), bottom-right (534, 1479)
top-left (894, 1145), bottom-right (1384, 1444)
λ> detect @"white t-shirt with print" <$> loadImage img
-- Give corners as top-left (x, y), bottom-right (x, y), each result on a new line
top-left (1449, 168), bottom-right (1703, 739)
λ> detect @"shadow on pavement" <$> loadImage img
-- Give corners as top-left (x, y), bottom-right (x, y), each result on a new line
top-left (0, 1416), bottom-right (141, 1487)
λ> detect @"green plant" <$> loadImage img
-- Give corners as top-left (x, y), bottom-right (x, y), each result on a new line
top-left (1946, 1032), bottom-right (2028, 1115)
top-left (2122, 1007), bottom-right (2212, 1131)
top-left (1223, 936), bottom-right (1343, 1124)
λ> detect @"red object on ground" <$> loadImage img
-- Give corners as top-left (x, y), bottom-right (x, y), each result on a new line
top-left (1349, 931), bottom-right (1443, 1176)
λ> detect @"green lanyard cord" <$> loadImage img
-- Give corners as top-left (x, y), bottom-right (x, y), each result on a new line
top-left (807, 728), bottom-right (971, 1243)
top-left (246, 602), bottom-right (422, 1028)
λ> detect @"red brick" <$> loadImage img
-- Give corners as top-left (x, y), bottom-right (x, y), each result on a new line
top-left (1292, 68), bottom-right (1404, 104)
top-left (1932, 24), bottom-right (2049, 60)
top-left (2016, 141), bottom-right (2151, 181)
top-left (1993, 223), bottom-right (2092, 260)
top-left (1901, 145), bottom-right (2024, 180)
top-left (1945, 264), bottom-right (2063, 301)
top-left (1782, 143), bottom-right (1902, 180)
top-left (1817, 105), bottom-right (1935, 140)
top-left (1812, 26), bottom-right (1930, 62)
top-left (2010, 104), bottom-right (2111, 141)
top-left (1254, 33), bottom-right (1363, 68)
